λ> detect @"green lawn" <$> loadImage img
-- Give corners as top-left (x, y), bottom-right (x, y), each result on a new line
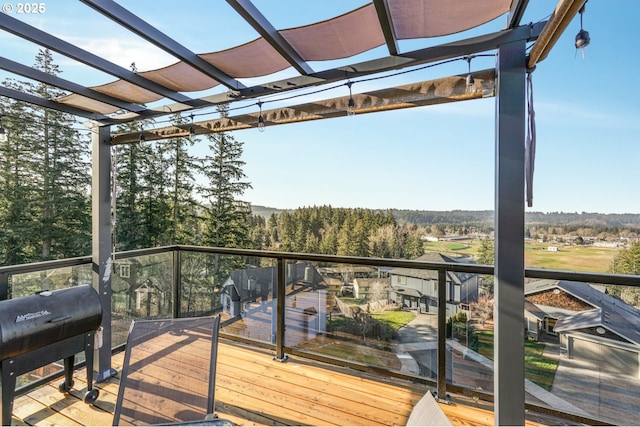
top-left (371, 311), bottom-right (416, 331)
top-left (475, 330), bottom-right (559, 391)
top-left (423, 240), bottom-right (479, 256)
top-left (524, 242), bottom-right (617, 273)
top-left (424, 239), bottom-right (618, 274)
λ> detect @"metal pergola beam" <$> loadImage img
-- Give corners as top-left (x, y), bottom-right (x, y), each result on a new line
top-left (507, 0), bottom-right (530, 29)
top-left (373, 0), bottom-right (399, 56)
top-left (80, 0), bottom-right (245, 91)
top-left (0, 14), bottom-right (543, 126)
top-left (92, 22), bottom-right (545, 126)
top-left (226, 0), bottom-right (313, 75)
top-left (0, 86), bottom-right (110, 121)
top-left (0, 12), bottom-right (209, 107)
top-left (229, 21), bottom-right (545, 100)
top-left (0, 56), bottom-right (149, 114)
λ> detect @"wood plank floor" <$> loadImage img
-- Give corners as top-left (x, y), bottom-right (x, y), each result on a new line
top-left (11, 340), bottom-right (559, 426)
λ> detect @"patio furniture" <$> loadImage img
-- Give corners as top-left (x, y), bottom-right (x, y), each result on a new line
top-left (113, 315), bottom-right (232, 426)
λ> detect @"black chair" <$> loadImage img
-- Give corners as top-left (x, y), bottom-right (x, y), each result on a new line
top-left (113, 315), bottom-right (232, 426)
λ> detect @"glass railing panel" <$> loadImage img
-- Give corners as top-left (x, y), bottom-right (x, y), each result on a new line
top-left (285, 261), bottom-right (438, 380)
top-left (522, 281), bottom-right (640, 425)
top-left (111, 251), bottom-right (174, 348)
top-left (9, 263), bottom-right (92, 298)
top-left (449, 288), bottom-right (495, 398)
top-left (180, 251), bottom-right (278, 344)
top-left (5, 262), bottom-right (93, 391)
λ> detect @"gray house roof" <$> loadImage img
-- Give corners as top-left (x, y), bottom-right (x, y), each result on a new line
top-left (388, 253), bottom-right (466, 284)
top-left (524, 300), bottom-right (547, 321)
top-left (525, 280), bottom-right (640, 347)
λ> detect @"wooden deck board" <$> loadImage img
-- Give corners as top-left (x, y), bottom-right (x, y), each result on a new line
top-left (11, 340), bottom-right (557, 426)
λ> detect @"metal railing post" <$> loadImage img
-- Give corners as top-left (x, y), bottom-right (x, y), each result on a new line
top-left (274, 258), bottom-right (288, 361)
top-left (437, 268), bottom-right (447, 401)
top-left (173, 249), bottom-right (181, 318)
top-left (0, 272), bottom-right (8, 300)
top-left (494, 37), bottom-right (527, 426)
top-left (92, 124), bottom-right (116, 382)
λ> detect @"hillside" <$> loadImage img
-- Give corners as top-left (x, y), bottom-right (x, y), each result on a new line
top-left (252, 205), bottom-right (640, 229)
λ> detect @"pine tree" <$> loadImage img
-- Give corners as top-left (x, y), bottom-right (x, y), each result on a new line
top-left (163, 114), bottom-right (202, 245)
top-left (114, 122), bottom-right (146, 251)
top-left (199, 104), bottom-right (252, 249)
top-left (139, 138), bottom-right (171, 248)
top-left (0, 49), bottom-right (91, 264)
top-left (609, 242), bottom-right (640, 307)
top-left (30, 50), bottom-right (91, 259)
top-left (0, 89), bottom-right (39, 265)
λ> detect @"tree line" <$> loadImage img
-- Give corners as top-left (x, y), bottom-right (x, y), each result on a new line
top-left (0, 50), bottom-right (428, 268)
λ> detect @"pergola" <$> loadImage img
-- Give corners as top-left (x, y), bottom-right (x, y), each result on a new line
top-left (0, 1), bottom-right (587, 424)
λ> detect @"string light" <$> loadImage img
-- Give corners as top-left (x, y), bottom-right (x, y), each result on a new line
top-left (575, 3), bottom-right (590, 58)
top-left (257, 101), bottom-right (265, 132)
top-left (139, 123), bottom-right (145, 142)
top-left (346, 81), bottom-right (355, 117)
top-left (189, 113), bottom-right (195, 138)
top-left (465, 56), bottom-right (475, 93)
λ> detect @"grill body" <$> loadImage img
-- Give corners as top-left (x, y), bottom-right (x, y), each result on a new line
top-left (0, 285), bottom-right (103, 425)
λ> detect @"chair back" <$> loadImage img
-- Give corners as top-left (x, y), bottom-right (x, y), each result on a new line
top-left (113, 315), bottom-right (221, 426)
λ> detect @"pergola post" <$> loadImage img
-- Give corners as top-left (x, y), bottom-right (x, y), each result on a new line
top-left (494, 39), bottom-right (527, 425)
top-left (92, 125), bottom-right (116, 382)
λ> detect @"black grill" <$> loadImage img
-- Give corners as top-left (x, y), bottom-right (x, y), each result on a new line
top-left (0, 285), bottom-right (103, 425)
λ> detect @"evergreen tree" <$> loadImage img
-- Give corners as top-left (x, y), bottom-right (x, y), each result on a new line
top-left (0, 49), bottom-right (91, 264)
top-left (31, 50), bottom-right (91, 260)
top-left (0, 91), bottom-right (39, 265)
top-left (476, 238), bottom-right (495, 265)
top-left (114, 122), bottom-right (146, 251)
top-left (139, 138), bottom-right (171, 247)
top-left (199, 104), bottom-right (252, 248)
top-left (611, 241), bottom-right (640, 275)
top-left (608, 242), bottom-right (640, 307)
top-left (163, 114), bottom-right (202, 245)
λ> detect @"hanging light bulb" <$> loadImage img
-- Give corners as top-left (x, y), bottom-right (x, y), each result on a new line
top-left (575, 3), bottom-right (590, 58)
top-left (465, 56), bottom-right (475, 93)
top-left (0, 115), bottom-right (7, 143)
top-left (188, 113), bottom-right (195, 138)
top-left (346, 81), bottom-right (355, 117)
top-left (257, 101), bottom-right (265, 132)
top-left (138, 123), bottom-right (145, 142)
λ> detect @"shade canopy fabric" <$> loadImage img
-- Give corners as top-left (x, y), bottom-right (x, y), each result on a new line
top-left (0, 0), bottom-right (526, 124)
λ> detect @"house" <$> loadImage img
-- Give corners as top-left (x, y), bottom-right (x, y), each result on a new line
top-left (388, 253), bottom-right (479, 316)
top-left (524, 279), bottom-right (640, 378)
top-left (352, 277), bottom-right (390, 300)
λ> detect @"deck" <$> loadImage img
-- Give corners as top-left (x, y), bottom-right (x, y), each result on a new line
top-left (12, 340), bottom-right (553, 426)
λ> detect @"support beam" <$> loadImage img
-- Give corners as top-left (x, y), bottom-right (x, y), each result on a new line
top-left (81, 0), bottom-right (245, 90)
top-left (506, 0), bottom-right (530, 29)
top-left (528, 0), bottom-right (586, 68)
top-left (494, 39), bottom-right (527, 425)
top-left (112, 70), bottom-right (496, 144)
top-left (373, 0), bottom-right (399, 56)
top-left (92, 125), bottom-right (116, 382)
top-left (0, 12), bottom-right (207, 106)
top-left (226, 0), bottom-right (313, 75)
top-left (0, 56), bottom-right (148, 114)
top-left (0, 86), bottom-right (110, 122)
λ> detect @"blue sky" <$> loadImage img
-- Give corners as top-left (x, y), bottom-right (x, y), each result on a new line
top-left (1, 1), bottom-right (638, 214)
